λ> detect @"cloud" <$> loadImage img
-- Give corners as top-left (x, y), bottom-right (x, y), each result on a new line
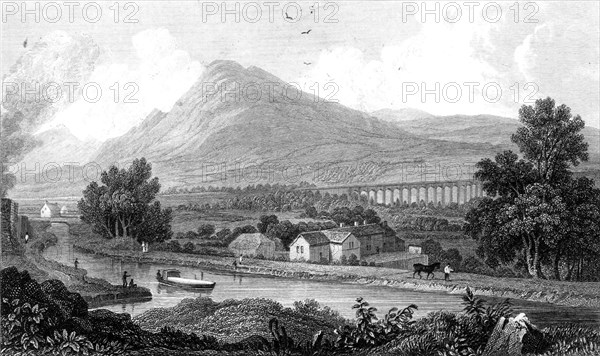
top-left (44, 28), bottom-right (204, 141)
top-left (298, 20), bottom-right (512, 117)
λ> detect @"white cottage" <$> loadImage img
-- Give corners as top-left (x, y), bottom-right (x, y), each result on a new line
top-left (40, 201), bottom-right (60, 218)
top-left (60, 205), bottom-right (69, 216)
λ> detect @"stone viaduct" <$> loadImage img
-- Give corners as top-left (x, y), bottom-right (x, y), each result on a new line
top-left (302, 179), bottom-right (485, 206)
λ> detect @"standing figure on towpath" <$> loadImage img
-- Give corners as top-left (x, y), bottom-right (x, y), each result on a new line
top-left (122, 271), bottom-right (131, 288)
top-left (444, 264), bottom-right (454, 281)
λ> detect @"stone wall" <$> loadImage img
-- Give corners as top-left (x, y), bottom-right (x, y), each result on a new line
top-left (1, 198), bottom-right (25, 256)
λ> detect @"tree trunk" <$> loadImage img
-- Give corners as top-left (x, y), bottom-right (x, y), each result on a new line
top-left (553, 249), bottom-right (562, 281)
top-left (114, 217), bottom-right (119, 239)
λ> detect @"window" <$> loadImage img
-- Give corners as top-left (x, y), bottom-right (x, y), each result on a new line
top-left (296, 246), bottom-right (300, 253)
top-left (301, 246), bottom-right (304, 253)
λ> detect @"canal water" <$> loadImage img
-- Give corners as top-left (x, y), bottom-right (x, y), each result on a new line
top-left (43, 224), bottom-right (600, 327)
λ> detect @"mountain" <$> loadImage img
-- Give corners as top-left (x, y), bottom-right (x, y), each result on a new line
top-left (371, 108), bottom-right (435, 123)
top-left (92, 60), bottom-right (502, 189)
top-left (20, 125), bottom-right (100, 167)
top-left (373, 112), bottom-right (600, 176)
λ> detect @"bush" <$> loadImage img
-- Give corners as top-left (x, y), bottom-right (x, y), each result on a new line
top-left (255, 254), bottom-right (265, 260)
top-left (340, 255), bottom-right (348, 265)
top-left (442, 248), bottom-right (463, 270)
top-left (359, 260), bottom-right (368, 266)
top-left (348, 254), bottom-right (359, 266)
top-left (166, 240), bottom-right (181, 252)
top-left (183, 241), bottom-right (195, 253)
top-left (369, 261), bottom-right (376, 267)
top-left (319, 257), bottom-right (330, 265)
top-left (197, 224), bottom-right (216, 238)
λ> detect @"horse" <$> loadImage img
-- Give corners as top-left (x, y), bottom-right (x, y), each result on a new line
top-left (413, 262), bottom-right (441, 280)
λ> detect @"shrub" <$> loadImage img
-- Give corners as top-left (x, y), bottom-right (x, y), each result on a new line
top-left (348, 254), bottom-right (359, 266)
top-left (319, 257), bottom-right (330, 265)
top-left (183, 241), bottom-right (195, 253)
top-left (255, 254), bottom-right (265, 260)
top-left (197, 224), bottom-right (216, 238)
top-left (166, 240), bottom-right (182, 252)
top-left (442, 248), bottom-right (463, 270)
top-left (359, 260), bottom-right (368, 266)
top-left (340, 255), bottom-right (348, 265)
top-left (369, 262), bottom-right (376, 267)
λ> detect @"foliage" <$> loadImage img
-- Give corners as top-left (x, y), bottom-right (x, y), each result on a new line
top-left (422, 239), bottom-right (463, 271)
top-left (78, 158), bottom-right (172, 243)
top-left (3, 267), bottom-right (599, 356)
top-left (466, 98), bottom-right (600, 280)
top-left (334, 297), bottom-right (417, 350)
top-left (347, 254), bottom-right (359, 266)
top-left (197, 224), bottom-right (216, 238)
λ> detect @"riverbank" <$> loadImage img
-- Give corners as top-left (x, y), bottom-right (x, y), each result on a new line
top-left (21, 221), bottom-right (152, 308)
top-left (69, 223), bottom-right (600, 309)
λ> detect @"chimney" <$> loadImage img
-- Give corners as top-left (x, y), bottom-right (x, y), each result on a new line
top-left (363, 219), bottom-right (367, 225)
top-left (339, 223), bottom-right (344, 227)
top-left (354, 221), bottom-right (359, 226)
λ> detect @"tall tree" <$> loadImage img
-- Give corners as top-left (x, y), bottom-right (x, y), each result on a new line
top-left (78, 158), bottom-right (171, 242)
top-left (466, 98), bottom-right (596, 279)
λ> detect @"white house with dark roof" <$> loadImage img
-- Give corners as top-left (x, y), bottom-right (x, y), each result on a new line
top-left (40, 201), bottom-right (61, 218)
top-left (289, 232), bottom-right (331, 262)
top-left (289, 230), bottom-right (361, 262)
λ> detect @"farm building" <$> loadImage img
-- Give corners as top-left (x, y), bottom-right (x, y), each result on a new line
top-left (322, 231), bottom-right (361, 261)
top-left (228, 233), bottom-right (280, 259)
top-left (60, 205), bottom-right (69, 216)
top-left (289, 231), bottom-right (361, 262)
top-left (289, 232), bottom-right (331, 262)
top-left (40, 201), bottom-right (61, 218)
top-left (334, 223), bottom-right (386, 256)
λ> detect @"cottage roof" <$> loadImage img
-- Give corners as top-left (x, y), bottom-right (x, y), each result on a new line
top-left (333, 224), bottom-right (385, 237)
top-left (228, 233), bottom-right (275, 251)
top-left (295, 232), bottom-right (330, 246)
top-left (321, 231), bottom-right (352, 244)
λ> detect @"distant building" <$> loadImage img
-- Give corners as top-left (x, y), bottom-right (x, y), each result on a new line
top-left (408, 245), bottom-right (422, 254)
top-left (60, 205), bottom-right (69, 216)
top-left (289, 232), bottom-right (331, 262)
top-left (40, 201), bottom-right (60, 218)
top-left (228, 233), bottom-right (280, 259)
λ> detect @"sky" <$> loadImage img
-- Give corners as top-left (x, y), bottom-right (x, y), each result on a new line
top-left (1, 1), bottom-right (599, 141)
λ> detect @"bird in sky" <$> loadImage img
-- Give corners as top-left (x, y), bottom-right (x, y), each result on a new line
top-left (23, 38), bottom-right (28, 48)
top-left (303, 62), bottom-right (312, 65)
top-left (301, 29), bottom-right (312, 35)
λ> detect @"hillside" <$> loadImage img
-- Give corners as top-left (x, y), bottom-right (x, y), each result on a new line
top-left (20, 125), bottom-right (100, 167)
top-left (92, 60), bottom-right (499, 189)
top-left (373, 111), bottom-right (600, 176)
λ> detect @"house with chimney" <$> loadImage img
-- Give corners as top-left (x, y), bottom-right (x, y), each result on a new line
top-left (289, 221), bottom-right (404, 263)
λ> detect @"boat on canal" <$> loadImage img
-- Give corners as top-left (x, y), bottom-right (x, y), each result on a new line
top-left (156, 269), bottom-right (216, 289)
